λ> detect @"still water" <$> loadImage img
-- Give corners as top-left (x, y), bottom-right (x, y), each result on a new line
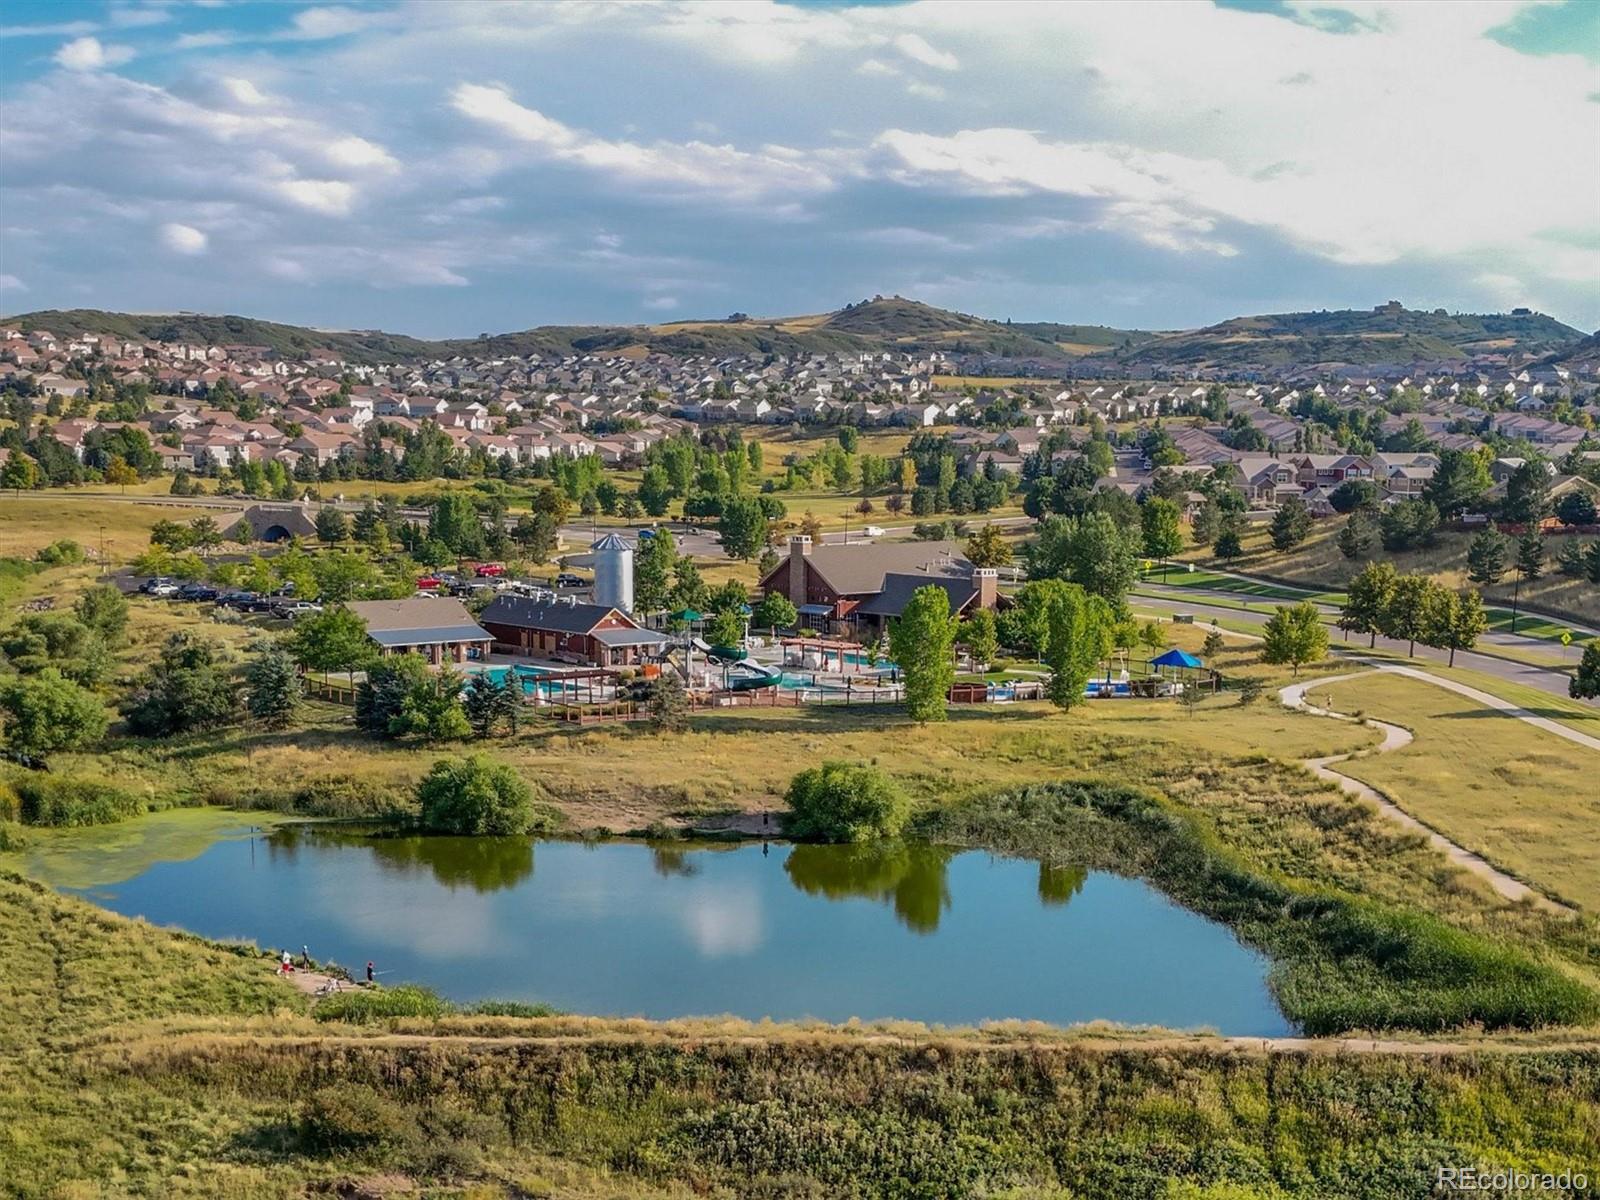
top-left (73, 827), bottom-right (1292, 1035)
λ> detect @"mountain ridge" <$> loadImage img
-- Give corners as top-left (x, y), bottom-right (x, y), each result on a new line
top-left (3, 297), bottom-right (1586, 370)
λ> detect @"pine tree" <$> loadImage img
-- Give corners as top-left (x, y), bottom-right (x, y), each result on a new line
top-left (1516, 531), bottom-right (1546, 582)
top-left (649, 671), bottom-right (690, 732)
top-left (1466, 528), bottom-right (1508, 585)
top-left (245, 642), bottom-right (300, 730)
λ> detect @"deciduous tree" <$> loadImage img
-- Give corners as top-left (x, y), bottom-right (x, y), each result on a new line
top-left (889, 585), bottom-right (958, 723)
top-left (1260, 601), bottom-right (1328, 676)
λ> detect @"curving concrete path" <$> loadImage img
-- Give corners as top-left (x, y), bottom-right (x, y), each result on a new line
top-left (1279, 672), bottom-right (1571, 912)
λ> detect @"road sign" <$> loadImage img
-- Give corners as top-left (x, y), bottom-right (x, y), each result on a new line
top-left (1561, 631), bottom-right (1572, 647)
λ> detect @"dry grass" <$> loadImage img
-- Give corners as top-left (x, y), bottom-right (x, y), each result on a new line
top-left (1323, 673), bottom-right (1600, 910)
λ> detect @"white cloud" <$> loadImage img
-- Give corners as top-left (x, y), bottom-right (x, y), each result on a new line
top-left (54, 36), bottom-right (134, 71)
top-left (159, 222), bottom-right (208, 255)
top-left (324, 136), bottom-right (399, 173)
top-left (894, 33), bottom-right (958, 71)
top-left (288, 6), bottom-right (383, 40)
top-left (175, 31), bottom-right (237, 50)
top-left (275, 179), bottom-right (357, 216)
top-left (643, 295), bottom-right (679, 311)
top-left (0, 274), bottom-right (26, 292)
top-left (221, 77), bottom-right (270, 107)
top-left (450, 83), bottom-right (836, 201)
top-left (0, 19), bottom-right (97, 38)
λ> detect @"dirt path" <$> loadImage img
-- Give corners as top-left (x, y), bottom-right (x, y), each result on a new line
top-left (1279, 672), bottom-right (1570, 912)
top-left (280, 968), bottom-right (356, 997)
top-left (147, 1024), bottom-right (1600, 1060)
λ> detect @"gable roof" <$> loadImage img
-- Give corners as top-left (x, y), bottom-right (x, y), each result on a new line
top-left (764, 540), bottom-right (972, 597)
top-left (853, 572), bottom-right (979, 619)
top-left (478, 593), bottom-right (637, 635)
top-left (345, 597), bottom-right (491, 647)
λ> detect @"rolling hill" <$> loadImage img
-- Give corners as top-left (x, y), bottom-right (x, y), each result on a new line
top-left (3, 299), bottom-right (1584, 369)
top-left (1116, 306), bottom-right (1584, 369)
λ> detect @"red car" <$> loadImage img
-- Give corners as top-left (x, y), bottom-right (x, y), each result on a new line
top-left (473, 562), bottom-right (506, 578)
top-left (415, 575), bottom-right (445, 590)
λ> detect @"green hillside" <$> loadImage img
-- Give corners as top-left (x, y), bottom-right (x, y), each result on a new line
top-left (4, 299), bottom-right (1585, 369)
top-left (1120, 306), bottom-right (1585, 368)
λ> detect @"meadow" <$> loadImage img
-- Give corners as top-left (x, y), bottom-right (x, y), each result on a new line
top-left (1322, 672), bottom-right (1600, 910)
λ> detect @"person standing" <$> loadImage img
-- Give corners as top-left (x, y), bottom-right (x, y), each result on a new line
top-left (365, 961), bottom-right (374, 984)
top-left (280, 950), bottom-right (293, 975)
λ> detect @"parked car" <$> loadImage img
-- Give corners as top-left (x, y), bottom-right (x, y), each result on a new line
top-left (555, 572), bottom-right (585, 588)
top-left (215, 590), bottom-right (260, 610)
top-left (473, 562), bottom-right (506, 578)
top-left (416, 575), bottom-right (445, 590)
top-left (270, 600), bottom-right (323, 620)
top-left (140, 577), bottom-right (179, 597)
top-left (176, 583), bottom-right (219, 602)
top-left (637, 528), bottom-right (656, 540)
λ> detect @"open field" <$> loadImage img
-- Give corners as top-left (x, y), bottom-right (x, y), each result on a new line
top-left (1322, 673), bottom-right (1600, 911)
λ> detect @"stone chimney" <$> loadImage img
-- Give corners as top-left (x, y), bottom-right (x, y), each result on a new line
top-left (972, 567), bottom-right (998, 610)
top-left (788, 535), bottom-right (812, 608)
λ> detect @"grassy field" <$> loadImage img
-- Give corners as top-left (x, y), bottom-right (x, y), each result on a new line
top-left (1322, 673), bottom-right (1600, 910)
top-left (5, 872), bottom-right (1598, 1199)
top-left (1181, 518), bottom-right (1600, 627)
top-left (0, 494), bottom-right (227, 560)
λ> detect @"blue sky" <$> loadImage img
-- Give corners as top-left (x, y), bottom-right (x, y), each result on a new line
top-left (1, 1), bottom-right (1596, 336)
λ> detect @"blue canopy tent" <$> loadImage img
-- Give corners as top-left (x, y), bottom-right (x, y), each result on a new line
top-left (1150, 647), bottom-right (1207, 696)
top-left (1151, 649), bottom-right (1203, 669)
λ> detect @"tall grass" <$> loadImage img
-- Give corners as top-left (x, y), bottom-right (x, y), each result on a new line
top-left (921, 781), bottom-right (1600, 1034)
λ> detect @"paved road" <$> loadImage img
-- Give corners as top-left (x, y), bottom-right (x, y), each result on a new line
top-left (1133, 589), bottom-right (1580, 702)
top-left (1139, 579), bottom-right (1573, 668)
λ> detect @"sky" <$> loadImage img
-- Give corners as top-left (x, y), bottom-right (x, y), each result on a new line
top-left (1, 0), bottom-right (1597, 337)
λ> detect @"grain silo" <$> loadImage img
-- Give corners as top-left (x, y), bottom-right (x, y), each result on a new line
top-left (591, 532), bottom-right (634, 614)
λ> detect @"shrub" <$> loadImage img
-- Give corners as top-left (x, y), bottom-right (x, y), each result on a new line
top-left (299, 1085), bottom-right (413, 1152)
top-left (34, 539), bottom-right (85, 566)
top-left (244, 774), bottom-right (416, 819)
top-left (417, 755), bottom-right (543, 836)
top-left (785, 761), bottom-right (909, 843)
top-left (313, 984), bottom-right (453, 1024)
top-left (15, 775), bottom-right (145, 827)
top-left (0, 820), bottom-right (27, 851)
top-left (466, 1000), bottom-right (561, 1018)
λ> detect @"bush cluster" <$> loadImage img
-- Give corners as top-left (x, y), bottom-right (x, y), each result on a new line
top-left (14, 775), bottom-right (146, 827)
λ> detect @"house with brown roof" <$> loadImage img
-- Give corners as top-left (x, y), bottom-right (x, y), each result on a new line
top-left (757, 536), bottom-right (1002, 635)
top-left (478, 594), bottom-right (666, 667)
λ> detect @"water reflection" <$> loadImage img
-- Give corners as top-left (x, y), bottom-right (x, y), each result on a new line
top-left (1038, 863), bottom-right (1087, 907)
top-left (267, 826), bottom-right (535, 893)
top-left (650, 843), bottom-right (700, 877)
top-left (366, 835), bottom-right (535, 893)
top-left (784, 842), bottom-right (955, 933)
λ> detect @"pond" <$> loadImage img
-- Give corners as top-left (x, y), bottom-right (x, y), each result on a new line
top-left (68, 826), bottom-right (1292, 1035)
